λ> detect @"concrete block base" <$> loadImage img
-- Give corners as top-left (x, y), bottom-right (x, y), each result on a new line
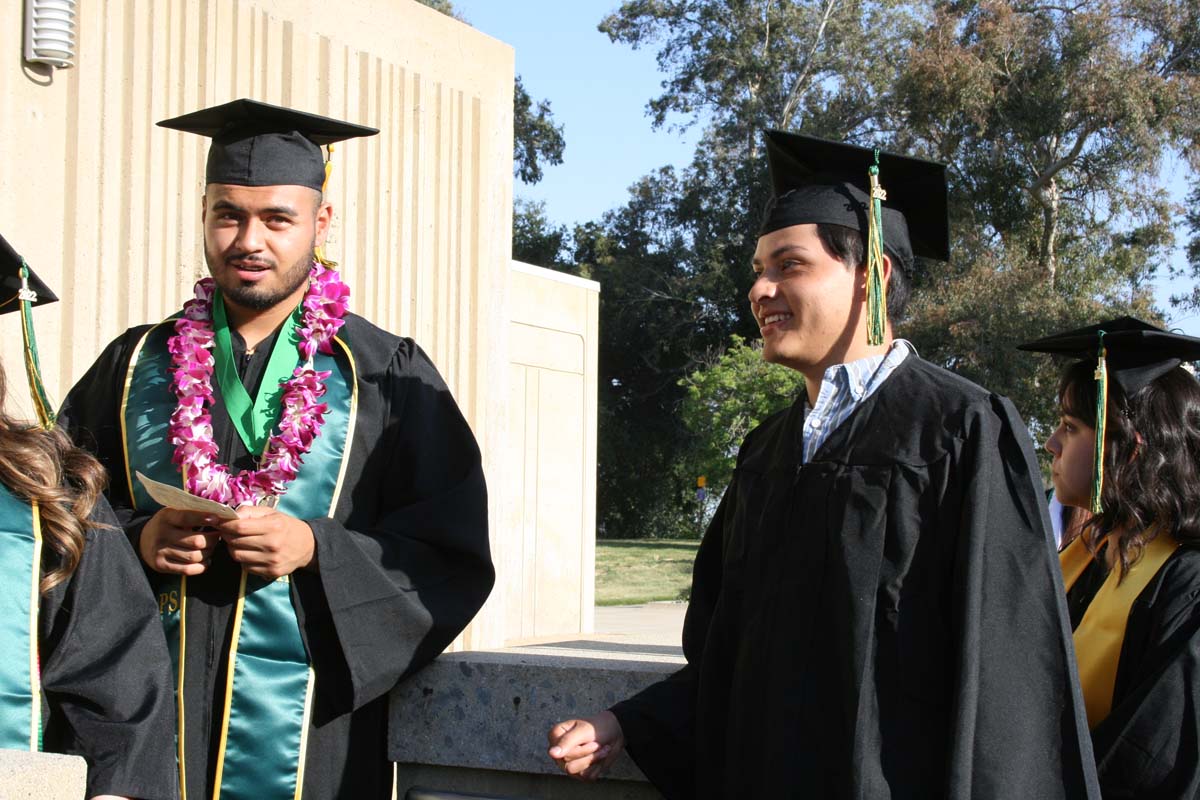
top-left (0, 749), bottom-right (87, 800)
top-left (390, 640), bottom-right (684, 800)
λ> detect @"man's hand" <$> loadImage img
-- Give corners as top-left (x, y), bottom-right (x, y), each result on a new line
top-left (547, 710), bottom-right (625, 781)
top-left (140, 508), bottom-right (220, 575)
top-left (217, 506), bottom-right (317, 579)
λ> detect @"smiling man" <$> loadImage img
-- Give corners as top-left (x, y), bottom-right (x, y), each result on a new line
top-left (549, 132), bottom-right (1099, 799)
top-left (58, 99), bottom-right (494, 800)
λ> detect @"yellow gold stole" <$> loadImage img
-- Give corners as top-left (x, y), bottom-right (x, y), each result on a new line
top-left (1060, 531), bottom-right (1178, 728)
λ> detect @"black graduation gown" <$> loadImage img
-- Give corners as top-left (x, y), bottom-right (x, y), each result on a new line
top-left (34, 495), bottom-right (179, 800)
top-left (611, 356), bottom-right (1099, 800)
top-left (1067, 546), bottom-right (1200, 798)
top-left (58, 312), bottom-right (494, 800)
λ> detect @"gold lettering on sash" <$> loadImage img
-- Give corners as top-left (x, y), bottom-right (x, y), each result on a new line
top-left (159, 590), bottom-right (180, 615)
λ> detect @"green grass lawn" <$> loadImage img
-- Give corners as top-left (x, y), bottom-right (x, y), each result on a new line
top-left (596, 539), bottom-right (701, 606)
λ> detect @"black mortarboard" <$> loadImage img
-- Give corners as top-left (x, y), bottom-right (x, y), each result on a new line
top-left (0, 232), bottom-right (58, 428)
top-left (1018, 316), bottom-right (1200, 512)
top-left (1017, 316), bottom-right (1200, 395)
top-left (157, 98), bottom-right (379, 191)
top-left (0, 233), bottom-right (57, 316)
top-left (759, 130), bottom-right (950, 273)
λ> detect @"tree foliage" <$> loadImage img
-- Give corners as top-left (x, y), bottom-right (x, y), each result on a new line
top-left (513, 76), bottom-right (566, 185)
top-left (512, 198), bottom-right (570, 269)
top-left (679, 335), bottom-right (805, 501)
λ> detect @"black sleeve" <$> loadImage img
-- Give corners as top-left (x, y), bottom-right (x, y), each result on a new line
top-left (57, 327), bottom-right (158, 555)
top-left (1091, 550), bottom-right (1200, 799)
top-left (39, 497), bottom-right (179, 800)
top-left (295, 341), bottom-right (495, 711)
top-left (608, 484), bottom-right (735, 800)
top-left (945, 396), bottom-right (1100, 799)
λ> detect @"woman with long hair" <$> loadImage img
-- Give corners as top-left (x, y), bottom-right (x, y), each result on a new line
top-left (1022, 316), bottom-right (1200, 798)
top-left (0, 248), bottom-right (177, 800)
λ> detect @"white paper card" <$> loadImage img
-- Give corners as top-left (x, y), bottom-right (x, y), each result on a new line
top-left (135, 471), bottom-right (239, 520)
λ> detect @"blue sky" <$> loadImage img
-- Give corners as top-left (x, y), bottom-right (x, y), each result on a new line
top-left (452, 0), bottom-right (1199, 335)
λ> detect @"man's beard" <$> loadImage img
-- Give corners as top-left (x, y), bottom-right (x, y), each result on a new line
top-left (207, 248), bottom-right (313, 311)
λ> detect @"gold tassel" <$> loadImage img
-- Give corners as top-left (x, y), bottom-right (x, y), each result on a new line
top-left (313, 143), bottom-right (338, 269)
top-left (1091, 332), bottom-right (1108, 514)
top-left (866, 150), bottom-right (888, 346)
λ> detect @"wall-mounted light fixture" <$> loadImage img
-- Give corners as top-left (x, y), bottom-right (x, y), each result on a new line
top-left (23, 0), bottom-right (77, 70)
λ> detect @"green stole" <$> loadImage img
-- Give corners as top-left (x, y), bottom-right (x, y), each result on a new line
top-left (0, 483), bottom-right (43, 751)
top-left (120, 312), bottom-right (358, 800)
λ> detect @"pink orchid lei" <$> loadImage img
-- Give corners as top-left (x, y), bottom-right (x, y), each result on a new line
top-left (167, 263), bottom-right (350, 506)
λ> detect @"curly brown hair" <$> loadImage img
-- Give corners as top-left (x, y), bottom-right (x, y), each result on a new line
top-left (0, 364), bottom-right (108, 592)
top-left (1059, 360), bottom-right (1200, 578)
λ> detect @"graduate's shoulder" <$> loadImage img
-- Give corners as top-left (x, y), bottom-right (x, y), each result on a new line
top-left (68, 322), bottom-right (167, 388)
top-left (898, 356), bottom-right (997, 408)
top-left (894, 357), bottom-right (1025, 430)
top-left (848, 356), bottom-right (1033, 466)
top-left (736, 400), bottom-right (802, 467)
top-left (107, 321), bottom-right (169, 356)
top-left (1142, 544), bottom-right (1200, 621)
top-left (337, 313), bottom-right (447, 382)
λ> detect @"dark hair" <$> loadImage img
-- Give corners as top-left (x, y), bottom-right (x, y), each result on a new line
top-left (815, 223), bottom-right (911, 323)
top-left (1059, 360), bottom-right (1200, 577)
top-left (0, 365), bottom-right (108, 593)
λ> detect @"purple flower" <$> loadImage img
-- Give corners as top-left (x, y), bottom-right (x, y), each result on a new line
top-left (165, 268), bottom-right (348, 505)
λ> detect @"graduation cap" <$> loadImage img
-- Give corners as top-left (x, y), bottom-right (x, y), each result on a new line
top-left (0, 233), bottom-right (58, 429)
top-left (760, 131), bottom-right (949, 345)
top-left (157, 98), bottom-right (379, 193)
top-left (1018, 316), bottom-right (1200, 512)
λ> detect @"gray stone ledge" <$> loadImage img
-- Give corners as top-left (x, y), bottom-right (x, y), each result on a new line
top-left (389, 640), bottom-right (683, 787)
top-left (0, 749), bottom-right (87, 800)
top-left (396, 764), bottom-right (665, 800)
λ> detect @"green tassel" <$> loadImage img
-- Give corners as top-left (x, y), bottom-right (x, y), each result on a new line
top-left (866, 149), bottom-right (887, 346)
top-left (1091, 331), bottom-right (1107, 514)
top-left (18, 261), bottom-right (55, 430)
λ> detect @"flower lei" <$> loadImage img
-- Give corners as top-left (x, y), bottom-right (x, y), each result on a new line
top-left (167, 263), bottom-right (350, 506)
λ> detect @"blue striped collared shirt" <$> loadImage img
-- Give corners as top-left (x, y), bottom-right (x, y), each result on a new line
top-left (801, 339), bottom-right (915, 464)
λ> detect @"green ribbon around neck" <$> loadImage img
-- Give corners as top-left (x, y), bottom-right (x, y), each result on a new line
top-left (212, 293), bottom-right (304, 457)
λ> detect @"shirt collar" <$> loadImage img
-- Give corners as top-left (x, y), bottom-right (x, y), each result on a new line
top-left (819, 339), bottom-right (916, 402)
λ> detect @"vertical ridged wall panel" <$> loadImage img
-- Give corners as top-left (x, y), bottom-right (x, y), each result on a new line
top-left (0, 0), bottom-right (515, 650)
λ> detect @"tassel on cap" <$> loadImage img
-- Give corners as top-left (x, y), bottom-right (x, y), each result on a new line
top-left (18, 261), bottom-right (55, 430)
top-left (865, 148), bottom-right (888, 346)
top-left (1091, 330), bottom-right (1108, 514)
top-left (313, 143), bottom-right (338, 269)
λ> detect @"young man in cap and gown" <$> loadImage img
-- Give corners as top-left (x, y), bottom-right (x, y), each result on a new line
top-left (0, 234), bottom-right (178, 800)
top-left (548, 131), bottom-right (1100, 799)
top-left (59, 100), bottom-right (494, 800)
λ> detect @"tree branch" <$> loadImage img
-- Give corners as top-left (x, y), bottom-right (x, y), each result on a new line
top-left (1027, 125), bottom-right (1093, 195)
top-left (778, 0), bottom-right (841, 129)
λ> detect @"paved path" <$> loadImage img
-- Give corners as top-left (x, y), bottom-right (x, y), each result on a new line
top-left (592, 602), bottom-right (687, 648)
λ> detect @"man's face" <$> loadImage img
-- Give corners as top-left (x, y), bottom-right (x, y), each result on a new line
top-left (749, 224), bottom-right (864, 373)
top-left (1044, 404), bottom-right (1097, 510)
top-left (202, 183), bottom-right (332, 312)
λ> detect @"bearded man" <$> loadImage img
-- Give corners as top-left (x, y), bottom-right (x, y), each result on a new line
top-left (60, 99), bottom-right (494, 800)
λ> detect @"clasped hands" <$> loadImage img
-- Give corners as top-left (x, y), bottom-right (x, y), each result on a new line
top-left (140, 505), bottom-right (316, 578)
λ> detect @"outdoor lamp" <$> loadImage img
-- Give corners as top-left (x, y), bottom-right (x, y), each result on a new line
top-left (23, 0), bottom-right (77, 69)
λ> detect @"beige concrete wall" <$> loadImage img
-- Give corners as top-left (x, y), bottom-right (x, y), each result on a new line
top-left (503, 262), bottom-right (599, 643)
top-left (0, 0), bottom-right (514, 649)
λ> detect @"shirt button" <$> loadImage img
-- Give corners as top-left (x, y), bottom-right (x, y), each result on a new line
top-left (811, 419), bottom-right (822, 428)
